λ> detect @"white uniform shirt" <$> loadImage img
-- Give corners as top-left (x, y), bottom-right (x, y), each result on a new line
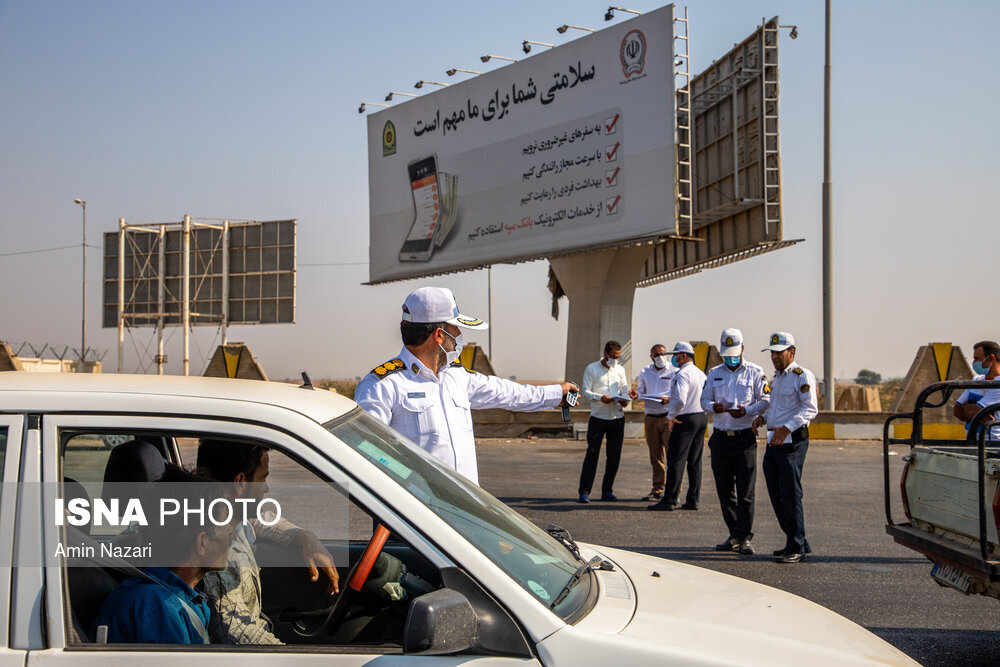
top-left (667, 361), bottom-right (707, 419)
top-left (765, 361), bottom-right (819, 442)
top-left (972, 379), bottom-right (1000, 440)
top-left (581, 360), bottom-right (630, 420)
top-left (636, 363), bottom-right (674, 416)
top-left (355, 347), bottom-right (564, 484)
top-left (700, 360), bottom-right (770, 431)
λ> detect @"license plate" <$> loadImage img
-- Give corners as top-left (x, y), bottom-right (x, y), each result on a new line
top-left (931, 562), bottom-right (973, 593)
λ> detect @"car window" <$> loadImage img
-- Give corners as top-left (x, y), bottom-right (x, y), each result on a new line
top-left (326, 409), bottom-right (594, 621)
top-left (61, 428), bottom-right (439, 652)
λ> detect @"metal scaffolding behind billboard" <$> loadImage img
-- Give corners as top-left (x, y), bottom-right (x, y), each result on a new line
top-left (103, 216), bottom-right (296, 375)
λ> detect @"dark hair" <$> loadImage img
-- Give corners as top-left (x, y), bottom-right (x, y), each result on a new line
top-left (144, 464), bottom-right (227, 563)
top-left (604, 340), bottom-right (622, 356)
top-left (975, 341), bottom-right (1000, 361)
top-left (650, 344), bottom-right (666, 354)
top-left (197, 438), bottom-right (268, 483)
top-left (401, 320), bottom-right (445, 347)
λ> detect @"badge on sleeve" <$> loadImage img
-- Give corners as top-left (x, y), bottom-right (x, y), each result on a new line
top-left (800, 384), bottom-right (811, 393)
top-left (764, 383), bottom-right (771, 394)
top-left (371, 358), bottom-right (406, 380)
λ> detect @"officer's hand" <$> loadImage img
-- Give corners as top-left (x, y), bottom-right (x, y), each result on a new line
top-left (628, 389), bottom-right (638, 399)
top-left (293, 530), bottom-right (340, 594)
top-left (768, 425), bottom-right (791, 446)
top-left (727, 406), bottom-right (746, 418)
top-left (616, 398), bottom-right (629, 407)
top-left (600, 394), bottom-right (613, 404)
top-left (751, 415), bottom-right (764, 433)
top-left (667, 417), bottom-right (678, 432)
top-left (560, 381), bottom-right (579, 395)
top-left (712, 402), bottom-right (726, 413)
top-left (660, 396), bottom-right (669, 405)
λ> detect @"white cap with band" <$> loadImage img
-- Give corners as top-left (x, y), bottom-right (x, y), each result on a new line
top-left (668, 341), bottom-right (694, 356)
top-left (762, 331), bottom-right (795, 352)
top-left (719, 328), bottom-right (743, 356)
top-left (401, 286), bottom-right (489, 331)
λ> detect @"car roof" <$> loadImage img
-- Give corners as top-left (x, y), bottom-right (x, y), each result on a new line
top-left (0, 372), bottom-right (357, 424)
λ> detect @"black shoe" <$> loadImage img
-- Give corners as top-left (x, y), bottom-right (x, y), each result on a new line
top-left (577, 493), bottom-right (590, 504)
top-left (601, 492), bottom-right (617, 501)
top-left (777, 551), bottom-right (805, 564)
top-left (715, 537), bottom-right (739, 552)
top-left (738, 538), bottom-right (755, 555)
top-left (647, 501), bottom-right (677, 511)
top-left (772, 547), bottom-right (787, 556)
top-left (804, 541), bottom-right (812, 554)
top-left (680, 503), bottom-right (699, 510)
top-left (775, 543), bottom-right (811, 556)
top-left (642, 491), bottom-right (663, 501)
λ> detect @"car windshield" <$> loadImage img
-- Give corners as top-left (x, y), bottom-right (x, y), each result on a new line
top-left (325, 409), bottom-right (593, 620)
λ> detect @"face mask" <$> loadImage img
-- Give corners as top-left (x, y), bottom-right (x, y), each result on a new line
top-left (724, 356), bottom-right (741, 368)
top-left (973, 360), bottom-right (989, 375)
top-left (653, 355), bottom-right (668, 369)
top-left (670, 356), bottom-right (680, 368)
top-left (605, 357), bottom-right (619, 368)
top-left (439, 328), bottom-right (464, 365)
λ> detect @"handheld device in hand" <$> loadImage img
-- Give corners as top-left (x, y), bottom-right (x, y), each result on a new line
top-left (562, 389), bottom-right (579, 422)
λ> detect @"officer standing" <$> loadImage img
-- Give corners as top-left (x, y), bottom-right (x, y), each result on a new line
top-left (577, 340), bottom-right (631, 503)
top-left (756, 332), bottom-right (818, 563)
top-left (629, 344), bottom-right (674, 501)
top-left (355, 286), bottom-right (576, 485)
top-left (649, 342), bottom-right (707, 511)
top-left (700, 329), bottom-right (770, 555)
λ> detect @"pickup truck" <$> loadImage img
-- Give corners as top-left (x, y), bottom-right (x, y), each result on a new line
top-left (884, 380), bottom-right (1000, 600)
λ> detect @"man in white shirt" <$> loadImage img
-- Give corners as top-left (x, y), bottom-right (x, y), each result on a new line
top-left (577, 340), bottom-right (631, 503)
top-left (756, 332), bottom-right (818, 563)
top-left (628, 344), bottom-right (674, 501)
top-left (953, 340), bottom-right (1000, 440)
top-left (700, 329), bottom-right (770, 555)
top-left (356, 287), bottom-right (576, 485)
top-left (649, 342), bottom-right (707, 511)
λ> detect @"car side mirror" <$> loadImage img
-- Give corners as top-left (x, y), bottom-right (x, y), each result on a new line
top-left (402, 588), bottom-right (478, 655)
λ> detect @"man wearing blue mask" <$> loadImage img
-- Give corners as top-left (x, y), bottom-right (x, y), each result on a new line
top-left (356, 286), bottom-right (577, 485)
top-left (700, 329), bottom-right (770, 555)
top-left (954, 341), bottom-right (1000, 440)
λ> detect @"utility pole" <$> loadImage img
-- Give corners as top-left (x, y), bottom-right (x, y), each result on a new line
top-left (74, 198), bottom-right (87, 363)
top-left (822, 0), bottom-right (834, 409)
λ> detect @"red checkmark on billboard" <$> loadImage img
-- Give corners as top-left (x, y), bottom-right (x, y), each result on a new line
top-left (606, 195), bottom-right (621, 214)
top-left (604, 113), bottom-right (620, 134)
top-left (605, 167), bottom-right (620, 186)
top-left (605, 143), bottom-right (620, 161)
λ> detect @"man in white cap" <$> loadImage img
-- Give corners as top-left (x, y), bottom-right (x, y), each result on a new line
top-left (355, 286), bottom-right (577, 485)
top-left (757, 332), bottom-right (818, 563)
top-left (648, 342), bottom-right (707, 511)
top-left (700, 328), bottom-right (770, 555)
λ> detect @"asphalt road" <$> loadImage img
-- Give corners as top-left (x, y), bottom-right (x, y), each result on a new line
top-left (475, 437), bottom-right (998, 666)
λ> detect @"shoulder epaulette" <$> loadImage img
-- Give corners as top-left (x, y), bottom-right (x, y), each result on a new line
top-left (792, 367), bottom-right (804, 375)
top-left (370, 358), bottom-right (406, 379)
top-left (450, 359), bottom-right (474, 373)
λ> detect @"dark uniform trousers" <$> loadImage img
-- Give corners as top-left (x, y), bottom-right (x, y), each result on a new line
top-left (708, 428), bottom-right (757, 540)
top-left (762, 437), bottom-right (809, 553)
top-left (578, 416), bottom-right (625, 495)
top-left (664, 412), bottom-right (707, 507)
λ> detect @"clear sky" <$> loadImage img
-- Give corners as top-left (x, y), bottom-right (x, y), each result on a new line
top-left (1, 0), bottom-right (997, 383)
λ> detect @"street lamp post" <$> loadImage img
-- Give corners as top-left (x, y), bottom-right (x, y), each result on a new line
top-left (73, 198), bottom-right (87, 364)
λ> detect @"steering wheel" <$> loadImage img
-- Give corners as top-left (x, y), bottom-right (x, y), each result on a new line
top-left (289, 524), bottom-right (391, 638)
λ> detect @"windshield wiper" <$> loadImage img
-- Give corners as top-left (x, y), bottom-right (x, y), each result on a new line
top-left (550, 555), bottom-right (604, 609)
top-left (547, 524), bottom-right (581, 559)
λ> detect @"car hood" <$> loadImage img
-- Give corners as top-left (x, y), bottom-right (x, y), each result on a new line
top-left (590, 544), bottom-right (917, 666)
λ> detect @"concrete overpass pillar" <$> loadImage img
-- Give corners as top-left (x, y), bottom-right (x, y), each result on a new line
top-left (549, 246), bottom-right (653, 384)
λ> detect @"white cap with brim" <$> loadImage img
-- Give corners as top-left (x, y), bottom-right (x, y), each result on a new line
top-left (720, 328), bottom-right (743, 356)
top-left (668, 341), bottom-right (695, 356)
top-left (762, 331), bottom-right (795, 352)
top-left (401, 286), bottom-right (489, 331)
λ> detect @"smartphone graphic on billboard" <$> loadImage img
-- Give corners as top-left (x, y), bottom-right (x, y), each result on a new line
top-left (399, 156), bottom-right (440, 262)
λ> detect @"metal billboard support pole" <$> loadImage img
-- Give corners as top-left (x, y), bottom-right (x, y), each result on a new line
top-left (487, 266), bottom-right (492, 360)
top-left (117, 219), bottom-right (125, 373)
top-left (157, 225), bottom-right (166, 375)
top-left (221, 220), bottom-right (229, 346)
top-left (183, 214), bottom-right (191, 376)
top-left (822, 0), bottom-right (834, 409)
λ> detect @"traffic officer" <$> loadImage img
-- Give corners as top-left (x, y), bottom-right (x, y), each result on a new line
top-left (629, 344), bottom-right (674, 501)
top-left (649, 342), bottom-right (707, 511)
top-left (355, 287), bottom-right (576, 485)
top-left (756, 332), bottom-right (818, 563)
top-left (700, 328), bottom-right (770, 555)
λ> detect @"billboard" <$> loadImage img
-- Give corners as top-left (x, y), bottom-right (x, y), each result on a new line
top-left (367, 5), bottom-right (677, 284)
top-left (638, 17), bottom-right (799, 287)
top-left (103, 219), bottom-right (297, 328)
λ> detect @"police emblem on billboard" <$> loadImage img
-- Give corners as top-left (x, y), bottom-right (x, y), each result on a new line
top-left (382, 120), bottom-right (397, 157)
top-left (620, 29), bottom-right (646, 78)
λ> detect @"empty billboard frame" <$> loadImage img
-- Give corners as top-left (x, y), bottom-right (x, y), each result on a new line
top-left (366, 5), bottom-right (681, 284)
top-left (638, 16), bottom-right (801, 287)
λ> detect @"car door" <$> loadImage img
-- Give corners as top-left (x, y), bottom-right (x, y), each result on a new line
top-left (29, 411), bottom-right (540, 667)
top-left (0, 415), bottom-right (26, 667)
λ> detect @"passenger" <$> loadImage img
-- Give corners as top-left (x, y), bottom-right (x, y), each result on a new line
top-left (953, 340), bottom-right (1000, 438)
top-left (197, 439), bottom-right (339, 645)
top-left (91, 465), bottom-right (232, 644)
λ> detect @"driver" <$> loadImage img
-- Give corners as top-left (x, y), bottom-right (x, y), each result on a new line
top-left (197, 438), bottom-right (339, 644)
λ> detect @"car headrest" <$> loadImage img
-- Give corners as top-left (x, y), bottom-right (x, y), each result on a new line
top-left (102, 440), bottom-right (166, 484)
top-left (63, 477), bottom-right (92, 537)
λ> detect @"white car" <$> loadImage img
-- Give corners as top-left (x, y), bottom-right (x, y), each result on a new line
top-left (0, 373), bottom-right (916, 666)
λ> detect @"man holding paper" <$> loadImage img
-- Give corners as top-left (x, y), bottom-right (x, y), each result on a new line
top-left (629, 344), bottom-right (675, 501)
top-left (701, 329), bottom-right (770, 555)
top-left (577, 340), bottom-right (631, 503)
